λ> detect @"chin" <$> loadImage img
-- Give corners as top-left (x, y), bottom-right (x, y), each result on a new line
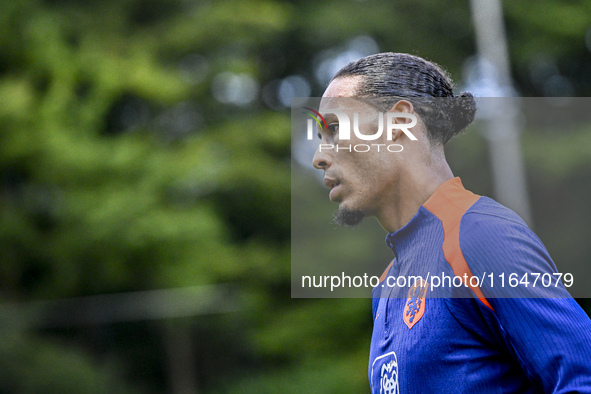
top-left (333, 206), bottom-right (365, 228)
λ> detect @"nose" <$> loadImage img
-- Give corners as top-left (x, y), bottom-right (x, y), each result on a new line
top-left (312, 144), bottom-right (331, 170)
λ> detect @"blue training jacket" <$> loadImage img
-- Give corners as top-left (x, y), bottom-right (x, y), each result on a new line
top-left (370, 177), bottom-right (591, 393)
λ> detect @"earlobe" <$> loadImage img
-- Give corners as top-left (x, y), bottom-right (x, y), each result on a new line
top-left (389, 129), bottom-right (401, 141)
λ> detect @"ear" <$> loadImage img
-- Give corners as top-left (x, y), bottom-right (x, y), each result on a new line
top-left (390, 100), bottom-right (414, 114)
top-left (387, 100), bottom-right (416, 141)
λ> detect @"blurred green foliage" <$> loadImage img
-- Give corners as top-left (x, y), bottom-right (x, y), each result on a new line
top-left (0, 0), bottom-right (590, 392)
top-left (0, 331), bottom-right (138, 394)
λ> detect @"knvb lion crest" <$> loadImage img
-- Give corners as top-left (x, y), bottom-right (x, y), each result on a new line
top-left (403, 279), bottom-right (429, 329)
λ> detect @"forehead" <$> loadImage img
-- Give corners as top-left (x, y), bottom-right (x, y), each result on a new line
top-left (322, 76), bottom-right (362, 98)
top-left (319, 76), bottom-right (371, 115)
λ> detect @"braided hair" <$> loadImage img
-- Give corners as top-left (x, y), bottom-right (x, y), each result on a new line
top-left (331, 52), bottom-right (476, 144)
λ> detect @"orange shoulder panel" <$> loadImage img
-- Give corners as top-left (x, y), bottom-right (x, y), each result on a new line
top-left (423, 178), bottom-right (494, 311)
top-left (379, 260), bottom-right (394, 283)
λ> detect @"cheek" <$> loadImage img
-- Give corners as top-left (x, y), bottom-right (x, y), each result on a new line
top-left (351, 150), bottom-right (379, 170)
top-left (348, 154), bottom-right (379, 188)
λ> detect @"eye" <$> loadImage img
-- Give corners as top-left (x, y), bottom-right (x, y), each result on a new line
top-left (327, 123), bottom-right (339, 135)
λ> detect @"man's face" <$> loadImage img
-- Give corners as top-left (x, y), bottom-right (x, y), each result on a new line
top-left (312, 77), bottom-right (403, 227)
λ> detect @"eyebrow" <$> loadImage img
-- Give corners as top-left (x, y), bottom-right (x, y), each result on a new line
top-left (321, 113), bottom-right (338, 123)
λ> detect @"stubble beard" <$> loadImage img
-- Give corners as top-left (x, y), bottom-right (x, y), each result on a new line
top-left (332, 207), bottom-right (365, 228)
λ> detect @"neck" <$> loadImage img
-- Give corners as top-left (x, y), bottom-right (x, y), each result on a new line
top-left (376, 153), bottom-right (454, 233)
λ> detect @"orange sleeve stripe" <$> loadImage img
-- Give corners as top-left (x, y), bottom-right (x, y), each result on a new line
top-left (423, 179), bottom-right (494, 311)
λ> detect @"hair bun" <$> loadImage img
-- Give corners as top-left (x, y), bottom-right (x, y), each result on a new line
top-left (448, 91), bottom-right (476, 141)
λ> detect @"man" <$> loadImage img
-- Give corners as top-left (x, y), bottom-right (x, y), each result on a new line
top-left (312, 53), bottom-right (591, 393)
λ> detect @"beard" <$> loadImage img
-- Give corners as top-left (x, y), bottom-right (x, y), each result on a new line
top-left (332, 207), bottom-right (365, 228)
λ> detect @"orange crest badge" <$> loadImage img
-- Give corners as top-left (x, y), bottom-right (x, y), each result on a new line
top-left (403, 279), bottom-right (429, 329)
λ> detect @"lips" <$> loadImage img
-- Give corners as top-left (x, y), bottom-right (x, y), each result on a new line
top-left (323, 176), bottom-right (341, 201)
top-left (323, 177), bottom-right (340, 189)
